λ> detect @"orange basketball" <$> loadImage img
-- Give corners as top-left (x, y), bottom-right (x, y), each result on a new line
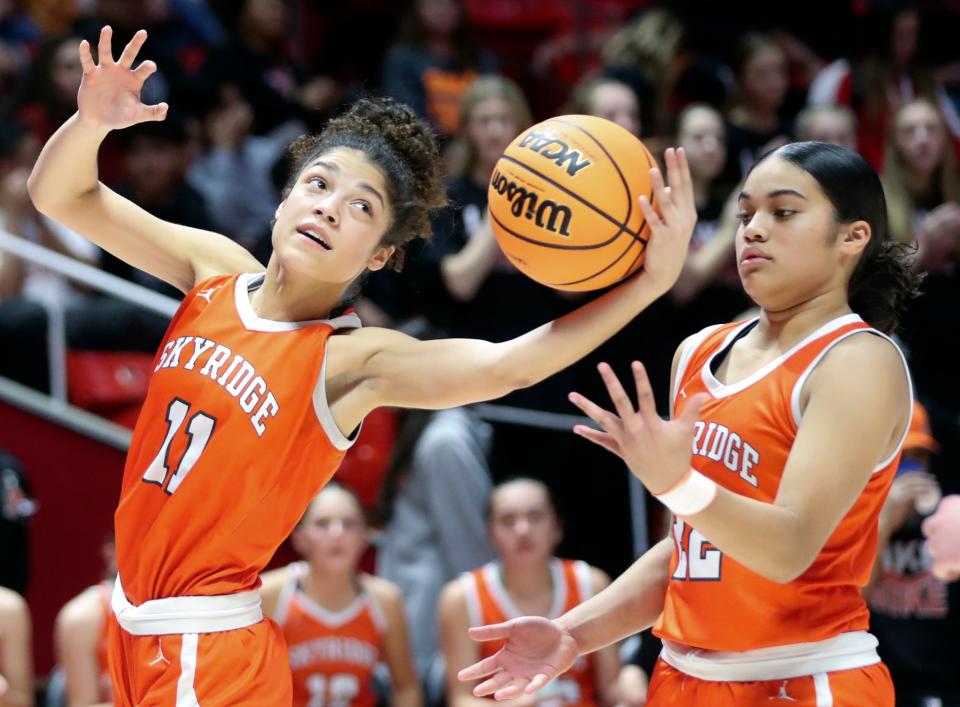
top-left (487, 114), bottom-right (656, 291)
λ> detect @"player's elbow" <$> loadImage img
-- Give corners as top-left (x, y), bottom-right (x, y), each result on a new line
top-left (762, 542), bottom-right (819, 585)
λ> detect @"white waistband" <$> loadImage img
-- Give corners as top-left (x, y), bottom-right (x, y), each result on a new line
top-left (112, 575), bottom-right (263, 636)
top-left (659, 631), bottom-right (880, 682)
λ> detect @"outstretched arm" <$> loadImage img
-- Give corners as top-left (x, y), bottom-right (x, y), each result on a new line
top-left (27, 27), bottom-right (261, 293)
top-left (332, 149), bottom-right (697, 423)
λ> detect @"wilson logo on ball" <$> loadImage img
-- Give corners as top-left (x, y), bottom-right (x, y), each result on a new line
top-left (518, 131), bottom-right (593, 177)
top-left (490, 168), bottom-right (573, 237)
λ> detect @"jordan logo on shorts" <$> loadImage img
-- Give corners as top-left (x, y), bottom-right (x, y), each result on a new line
top-left (197, 286), bottom-right (220, 303)
top-left (147, 638), bottom-right (171, 667)
top-left (768, 680), bottom-right (797, 702)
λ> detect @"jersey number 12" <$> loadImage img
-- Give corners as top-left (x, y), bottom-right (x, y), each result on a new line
top-left (141, 398), bottom-right (216, 495)
top-left (671, 518), bottom-right (722, 581)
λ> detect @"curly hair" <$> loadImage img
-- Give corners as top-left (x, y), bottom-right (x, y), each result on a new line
top-left (285, 97), bottom-right (447, 270)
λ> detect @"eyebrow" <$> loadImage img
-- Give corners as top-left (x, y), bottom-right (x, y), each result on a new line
top-left (311, 160), bottom-right (386, 209)
top-left (738, 188), bottom-right (808, 201)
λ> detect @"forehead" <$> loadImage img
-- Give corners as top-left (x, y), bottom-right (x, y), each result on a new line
top-left (470, 97), bottom-right (514, 119)
top-left (305, 147), bottom-right (389, 191)
top-left (306, 488), bottom-right (363, 518)
top-left (897, 102), bottom-right (939, 127)
top-left (682, 108), bottom-right (722, 134)
top-left (742, 155), bottom-right (823, 200)
top-left (491, 482), bottom-right (550, 514)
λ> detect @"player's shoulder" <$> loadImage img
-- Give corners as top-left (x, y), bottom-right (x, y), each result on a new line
top-left (586, 564), bottom-right (612, 593)
top-left (360, 573), bottom-right (403, 605)
top-left (55, 586), bottom-right (102, 631)
top-left (0, 586), bottom-right (27, 616)
top-left (813, 328), bottom-right (906, 384)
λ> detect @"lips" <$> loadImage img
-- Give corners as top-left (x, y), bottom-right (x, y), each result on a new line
top-left (740, 247), bottom-right (770, 265)
top-left (297, 226), bottom-right (332, 251)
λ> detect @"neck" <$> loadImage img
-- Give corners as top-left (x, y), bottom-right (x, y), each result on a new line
top-left (755, 286), bottom-right (854, 350)
top-left (426, 35), bottom-right (453, 60)
top-left (301, 566), bottom-right (360, 611)
top-left (731, 105), bottom-right (778, 132)
top-left (692, 177), bottom-right (709, 209)
top-left (904, 168), bottom-right (934, 196)
top-left (249, 258), bottom-right (348, 323)
top-left (500, 560), bottom-right (554, 602)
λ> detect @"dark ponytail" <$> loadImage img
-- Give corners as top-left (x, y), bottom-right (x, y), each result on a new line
top-left (765, 141), bottom-right (923, 333)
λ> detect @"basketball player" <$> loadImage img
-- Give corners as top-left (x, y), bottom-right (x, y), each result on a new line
top-left (26, 28), bottom-right (698, 704)
top-left (259, 484), bottom-right (420, 707)
top-left (441, 478), bottom-right (641, 707)
top-left (923, 496), bottom-right (960, 582)
top-left (54, 536), bottom-right (117, 707)
top-left (458, 141), bottom-right (919, 706)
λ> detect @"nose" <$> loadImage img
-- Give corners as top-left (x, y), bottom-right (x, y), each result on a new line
top-left (315, 202), bottom-right (339, 226)
top-left (742, 215), bottom-right (768, 243)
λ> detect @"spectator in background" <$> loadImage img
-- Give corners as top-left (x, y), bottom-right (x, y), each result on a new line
top-left (440, 478), bottom-right (642, 706)
top-left (566, 75), bottom-right (641, 138)
top-left (794, 105), bottom-right (858, 151)
top-left (720, 33), bottom-right (791, 189)
top-left (204, 0), bottom-right (341, 135)
top-left (187, 82), bottom-right (303, 253)
top-left (381, 0), bottom-right (497, 140)
top-left (376, 408), bottom-right (495, 681)
top-left (53, 536), bottom-right (116, 707)
top-left (882, 98), bottom-right (960, 271)
top-left (924, 497), bottom-right (960, 582)
top-left (669, 103), bottom-right (747, 331)
top-left (865, 401), bottom-right (960, 707)
top-left (0, 585), bottom-right (32, 707)
top-left (807, 5), bottom-right (960, 172)
top-left (0, 0), bottom-right (40, 103)
top-left (13, 36), bottom-right (84, 145)
top-left (260, 485), bottom-right (422, 707)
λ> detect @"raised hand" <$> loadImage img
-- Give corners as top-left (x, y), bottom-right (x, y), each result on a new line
top-left (569, 361), bottom-right (709, 494)
top-left (635, 147), bottom-right (698, 295)
top-left (77, 26), bottom-right (168, 131)
top-left (458, 616), bottom-right (580, 701)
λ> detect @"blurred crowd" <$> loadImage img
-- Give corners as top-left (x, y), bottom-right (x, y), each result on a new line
top-left (1, 0), bottom-right (959, 705)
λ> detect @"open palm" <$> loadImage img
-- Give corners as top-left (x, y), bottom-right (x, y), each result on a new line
top-left (77, 26), bottom-right (167, 130)
top-left (458, 616), bottom-right (580, 701)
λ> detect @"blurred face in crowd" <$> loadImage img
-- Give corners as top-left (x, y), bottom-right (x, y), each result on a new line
top-left (678, 106), bottom-right (726, 183)
top-left (740, 44), bottom-right (787, 113)
top-left (293, 487), bottom-right (368, 575)
top-left (588, 81), bottom-right (641, 138)
top-left (735, 154), bottom-right (860, 312)
top-left (418, 0), bottom-right (461, 37)
top-left (894, 100), bottom-right (946, 180)
top-left (799, 109), bottom-right (857, 151)
top-left (488, 480), bottom-right (562, 567)
top-left (243, 0), bottom-right (286, 44)
top-left (125, 136), bottom-right (186, 202)
top-left (467, 97), bottom-right (521, 171)
top-left (52, 39), bottom-right (84, 104)
top-left (891, 8), bottom-right (919, 69)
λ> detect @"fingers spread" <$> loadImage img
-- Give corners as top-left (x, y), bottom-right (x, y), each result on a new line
top-left (494, 681), bottom-right (528, 701)
top-left (458, 655), bottom-right (502, 681)
top-left (118, 28), bottom-right (147, 68)
top-left (467, 622), bottom-right (512, 642)
top-left (631, 361), bottom-right (657, 420)
top-left (97, 25), bottom-right (114, 65)
top-left (133, 60), bottom-right (158, 83)
top-left (527, 673), bottom-right (552, 694)
top-left (474, 671), bottom-right (513, 697)
top-left (568, 392), bottom-right (620, 432)
top-left (573, 425), bottom-right (622, 456)
top-left (598, 362), bottom-right (636, 420)
top-left (144, 102), bottom-right (169, 122)
top-left (78, 40), bottom-right (96, 73)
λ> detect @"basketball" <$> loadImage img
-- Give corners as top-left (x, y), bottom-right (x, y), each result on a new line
top-left (487, 114), bottom-right (657, 291)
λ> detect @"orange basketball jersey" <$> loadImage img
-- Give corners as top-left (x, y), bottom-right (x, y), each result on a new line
top-left (654, 313), bottom-right (910, 652)
top-left (275, 563), bottom-right (384, 707)
top-left (114, 273), bottom-right (361, 604)
top-left (462, 559), bottom-right (599, 706)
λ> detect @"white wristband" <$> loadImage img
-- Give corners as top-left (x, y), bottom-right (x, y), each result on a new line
top-left (654, 469), bottom-right (717, 516)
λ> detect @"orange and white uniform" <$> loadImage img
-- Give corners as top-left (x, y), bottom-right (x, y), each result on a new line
top-left (108, 272), bottom-right (361, 706)
top-left (648, 314), bottom-right (910, 706)
top-left (462, 559), bottom-right (599, 706)
top-left (275, 563), bottom-right (385, 707)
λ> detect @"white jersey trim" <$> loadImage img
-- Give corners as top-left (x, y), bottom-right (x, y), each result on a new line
top-left (313, 349), bottom-right (361, 451)
top-left (789, 328), bottom-right (913, 473)
top-left (572, 560), bottom-right (593, 603)
top-left (460, 573), bottom-right (482, 628)
top-left (670, 325), bottom-right (722, 417)
top-left (175, 633), bottom-right (200, 707)
top-left (112, 575), bottom-right (262, 636)
top-left (659, 630), bottom-right (880, 682)
top-left (484, 559), bottom-right (568, 620)
top-left (273, 562), bottom-right (307, 628)
top-left (234, 272), bottom-right (362, 333)
top-left (701, 314), bottom-right (863, 399)
top-left (293, 586), bottom-right (372, 629)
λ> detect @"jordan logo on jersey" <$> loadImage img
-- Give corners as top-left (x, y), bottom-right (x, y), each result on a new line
top-left (196, 286), bottom-right (221, 303)
top-left (691, 420), bottom-right (760, 487)
top-left (154, 335), bottom-right (281, 436)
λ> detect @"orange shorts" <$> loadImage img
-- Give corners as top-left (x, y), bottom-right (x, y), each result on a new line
top-left (646, 658), bottom-right (894, 706)
top-left (107, 617), bottom-right (291, 706)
